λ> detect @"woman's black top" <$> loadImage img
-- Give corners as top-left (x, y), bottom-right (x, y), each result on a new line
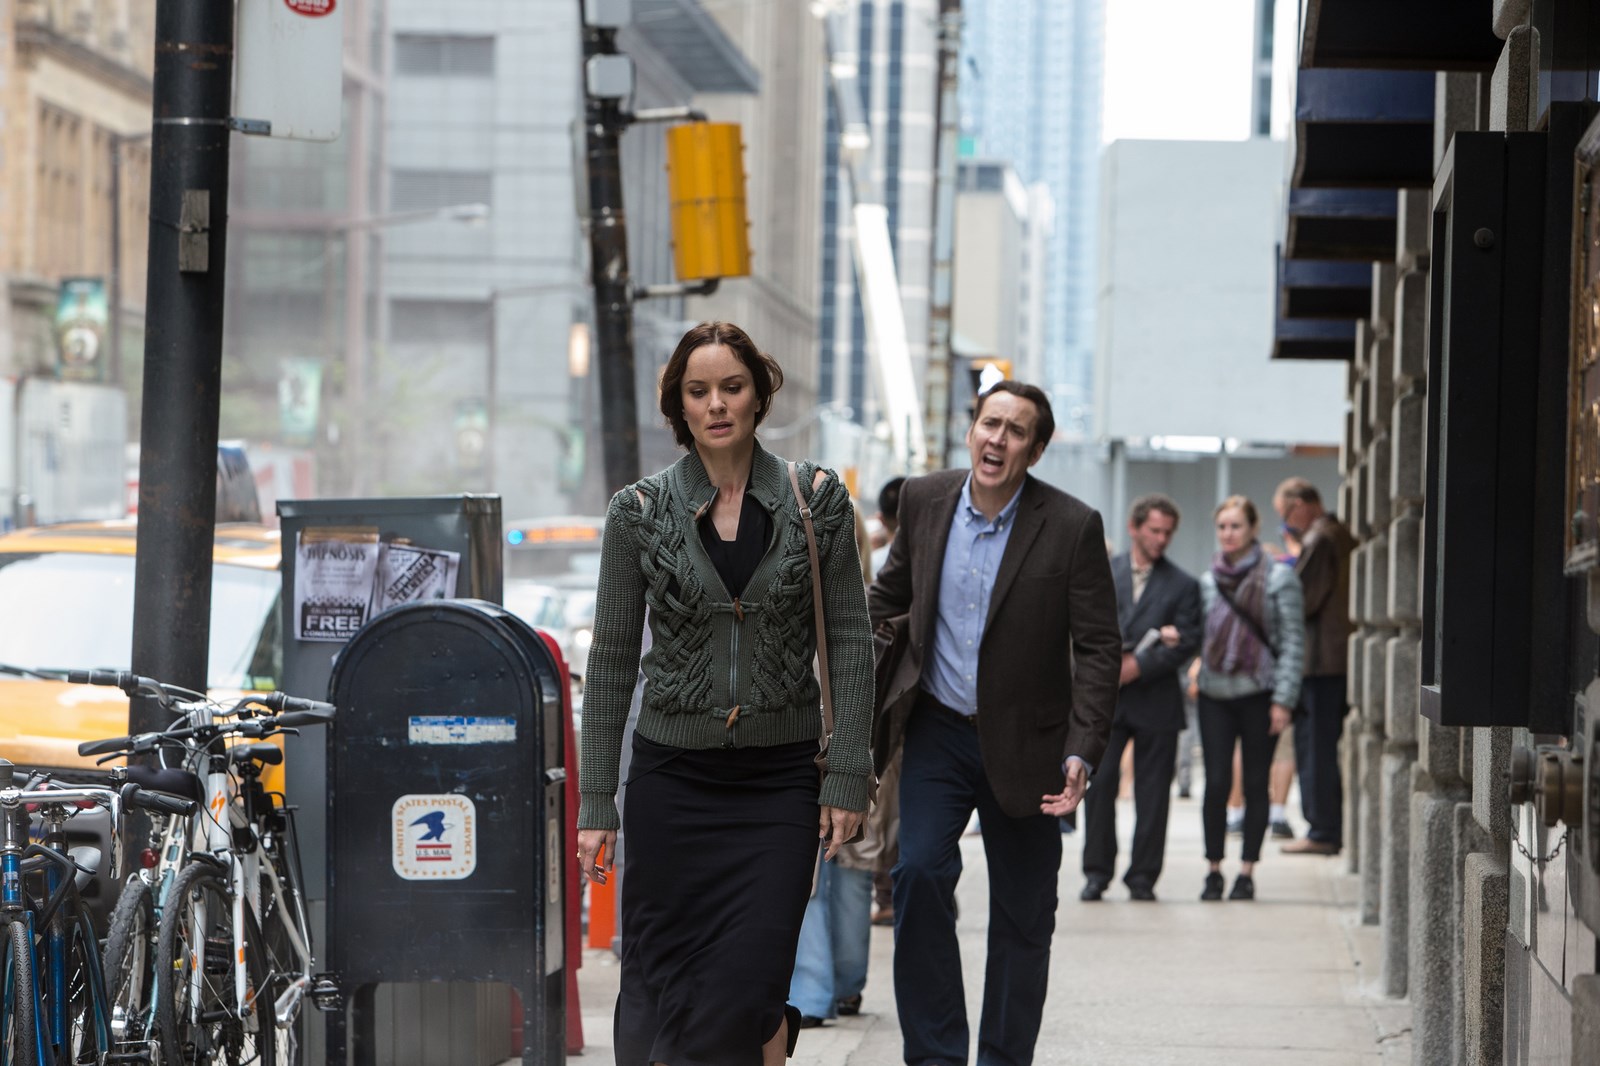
top-left (698, 491), bottom-right (771, 599)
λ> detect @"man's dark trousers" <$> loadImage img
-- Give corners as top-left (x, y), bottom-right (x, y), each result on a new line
top-left (1081, 722), bottom-right (1178, 891)
top-left (1294, 675), bottom-right (1348, 847)
top-left (892, 701), bottom-right (1061, 1066)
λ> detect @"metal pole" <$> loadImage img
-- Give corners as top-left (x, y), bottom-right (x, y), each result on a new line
top-left (108, 136), bottom-right (122, 386)
top-left (486, 296), bottom-right (497, 489)
top-left (924, 0), bottom-right (963, 471)
top-left (578, 12), bottom-right (641, 491)
top-left (129, 0), bottom-right (234, 734)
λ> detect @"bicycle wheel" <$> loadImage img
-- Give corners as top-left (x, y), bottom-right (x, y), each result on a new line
top-left (156, 863), bottom-right (274, 1066)
top-left (254, 882), bottom-right (302, 1066)
top-left (62, 908), bottom-right (112, 1063)
top-left (3, 918), bottom-right (37, 1066)
top-left (102, 877), bottom-right (155, 1050)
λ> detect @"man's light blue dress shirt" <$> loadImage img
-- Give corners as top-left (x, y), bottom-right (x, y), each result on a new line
top-left (923, 476), bottom-right (1024, 715)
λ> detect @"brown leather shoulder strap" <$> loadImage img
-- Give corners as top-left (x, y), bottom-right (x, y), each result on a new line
top-left (788, 461), bottom-right (833, 742)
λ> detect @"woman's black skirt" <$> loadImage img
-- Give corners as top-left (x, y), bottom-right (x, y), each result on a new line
top-left (615, 732), bottom-right (820, 1066)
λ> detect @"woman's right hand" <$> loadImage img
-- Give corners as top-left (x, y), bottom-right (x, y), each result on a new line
top-left (578, 828), bottom-right (617, 886)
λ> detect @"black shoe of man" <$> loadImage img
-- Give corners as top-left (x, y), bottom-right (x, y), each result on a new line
top-left (1079, 878), bottom-right (1108, 902)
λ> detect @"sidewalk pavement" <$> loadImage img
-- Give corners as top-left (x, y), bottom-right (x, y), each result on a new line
top-left (569, 790), bottom-right (1412, 1064)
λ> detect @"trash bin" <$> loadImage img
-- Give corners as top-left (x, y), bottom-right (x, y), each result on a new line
top-left (324, 599), bottom-right (565, 1066)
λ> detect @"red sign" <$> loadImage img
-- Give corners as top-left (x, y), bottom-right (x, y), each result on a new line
top-left (285, 0), bottom-right (336, 16)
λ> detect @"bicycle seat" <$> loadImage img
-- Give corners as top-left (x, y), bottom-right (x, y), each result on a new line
top-left (127, 763), bottom-right (205, 803)
top-left (230, 742), bottom-right (284, 768)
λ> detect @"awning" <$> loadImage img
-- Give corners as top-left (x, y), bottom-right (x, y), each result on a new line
top-left (628, 0), bottom-right (760, 94)
top-left (1278, 252), bottom-right (1373, 320)
top-left (1301, 0), bottom-right (1502, 71)
top-left (1285, 188), bottom-right (1397, 260)
top-left (1272, 317), bottom-right (1357, 361)
top-left (1293, 69), bottom-right (1435, 189)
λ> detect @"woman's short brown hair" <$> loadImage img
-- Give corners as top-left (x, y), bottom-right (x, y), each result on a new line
top-left (658, 321), bottom-right (785, 449)
top-left (1213, 494), bottom-right (1260, 530)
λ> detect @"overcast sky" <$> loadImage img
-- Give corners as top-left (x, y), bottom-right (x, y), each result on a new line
top-left (1101, 0), bottom-right (1261, 144)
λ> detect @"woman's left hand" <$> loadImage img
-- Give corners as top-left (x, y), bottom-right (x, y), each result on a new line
top-left (819, 806), bottom-right (864, 862)
top-left (1269, 703), bottom-right (1293, 736)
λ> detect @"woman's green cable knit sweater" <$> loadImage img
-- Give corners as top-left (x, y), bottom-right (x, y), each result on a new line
top-left (577, 443), bottom-right (875, 831)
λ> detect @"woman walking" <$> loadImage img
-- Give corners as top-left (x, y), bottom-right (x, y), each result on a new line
top-left (1196, 495), bottom-right (1304, 901)
top-left (576, 321), bottom-right (875, 1065)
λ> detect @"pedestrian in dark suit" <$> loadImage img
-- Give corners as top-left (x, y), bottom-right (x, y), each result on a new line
top-left (1080, 494), bottom-right (1202, 902)
top-left (869, 381), bottom-right (1121, 1066)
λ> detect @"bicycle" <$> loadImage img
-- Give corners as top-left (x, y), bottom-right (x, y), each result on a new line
top-left (0, 756), bottom-right (194, 1065)
top-left (73, 669), bottom-right (335, 1066)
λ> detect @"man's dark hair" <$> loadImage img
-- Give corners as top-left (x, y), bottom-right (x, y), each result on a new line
top-left (972, 380), bottom-right (1055, 450)
top-left (658, 321), bottom-right (785, 449)
top-left (877, 476), bottom-right (906, 533)
top-left (1129, 493), bottom-right (1180, 530)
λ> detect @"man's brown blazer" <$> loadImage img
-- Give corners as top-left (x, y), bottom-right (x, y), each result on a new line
top-left (867, 469), bottom-right (1122, 819)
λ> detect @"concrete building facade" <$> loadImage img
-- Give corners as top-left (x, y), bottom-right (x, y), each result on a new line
top-left (1074, 138), bottom-right (1343, 568)
top-left (1269, 2), bottom-right (1600, 1061)
top-left (0, 0), bottom-right (152, 387)
top-left (959, 0), bottom-right (1103, 429)
top-left (951, 159), bottom-right (1027, 369)
top-left (818, 0), bottom-right (937, 436)
top-left (688, 0), bottom-right (830, 466)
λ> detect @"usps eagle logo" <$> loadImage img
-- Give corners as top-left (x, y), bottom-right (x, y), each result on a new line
top-left (392, 794), bottom-right (477, 880)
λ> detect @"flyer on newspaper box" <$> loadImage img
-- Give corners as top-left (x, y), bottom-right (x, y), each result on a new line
top-left (371, 542), bottom-right (461, 614)
top-left (295, 527), bottom-right (380, 642)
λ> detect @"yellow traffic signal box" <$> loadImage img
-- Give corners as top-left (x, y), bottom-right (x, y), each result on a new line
top-left (665, 122), bottom-right (752, 281)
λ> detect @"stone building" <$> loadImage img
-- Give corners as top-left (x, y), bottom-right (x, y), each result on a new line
top-left (1273, 1), bottom-right (1600, 1061)
top-left (0, 0), bottom-right (152, 384)
top-left (686, 0), bottom-right (830, 474)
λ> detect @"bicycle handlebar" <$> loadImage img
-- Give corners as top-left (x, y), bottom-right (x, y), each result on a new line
top-left (65, 669), bottom-right (208, 705)
top-left (77, 735), bottom-right (135, 758)
top-left (0, 785), bottom-right (119, 810)
top-left (276, 706), bottom-right (336, 727)
top-left (66, 669), bottom-right (151, 693)
top-left (77, 699), bottom-right (334, 760)
top-left (251, 692), bottom-right (337, 716)
top-left (119, 782), bottom-right (197, 817)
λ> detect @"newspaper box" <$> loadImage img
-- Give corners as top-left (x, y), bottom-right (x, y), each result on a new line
top-left (323, 599), bottom-right (565, 1065)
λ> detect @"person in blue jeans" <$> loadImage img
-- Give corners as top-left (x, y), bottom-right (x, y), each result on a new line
top-left (789, 505), bottom-right (886, 1026)
top-left (788, 844), bottom-right (876, 1025)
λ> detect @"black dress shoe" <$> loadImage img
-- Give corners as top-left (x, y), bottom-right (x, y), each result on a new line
top-left (836, 994), bottom-right (862, 1016)
top-left (1200, 871), bottom-right (1225, 901)
top-left (798, 1014), bottom-right (827, 1029)
top-left (784, 1005), bottom-right (804, 1055)
top-left (1127, 883), bottom-right (1157, 901)
top-left (1079, 879), bottom-right (1108, 901)
top-left (1228, 874), bottom-right (1256, 900)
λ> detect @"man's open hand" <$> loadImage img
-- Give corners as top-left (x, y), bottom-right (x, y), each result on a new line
top-left (1040, 758), bottom-right (1090, 816)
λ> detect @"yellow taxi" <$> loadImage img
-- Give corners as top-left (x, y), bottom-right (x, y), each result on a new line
top-left (0, 520), bottom-right (283, 772)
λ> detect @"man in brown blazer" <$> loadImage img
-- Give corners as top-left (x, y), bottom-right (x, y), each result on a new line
top-left (868, 381), bottom-right (1121, 1066)
top-left (1273, 477), bottom-right (1356, 856)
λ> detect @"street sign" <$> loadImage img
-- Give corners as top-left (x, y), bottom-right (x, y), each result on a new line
top-left (232, 0), bottom-right (344, 141)
top-left (54, 278), bottom-right (107, 382)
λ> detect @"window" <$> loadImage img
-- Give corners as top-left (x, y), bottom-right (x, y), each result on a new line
top-left (389, 300), bottom-right (491, 347)
top-left (389, 170), bottom-right (493, 213)
top-left (394, 34), bottom-right (495, 77)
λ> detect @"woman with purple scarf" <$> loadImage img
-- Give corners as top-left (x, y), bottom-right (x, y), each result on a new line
top-left (1195, 495), bottom-right (1305, 901)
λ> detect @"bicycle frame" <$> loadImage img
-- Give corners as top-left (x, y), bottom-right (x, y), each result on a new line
top-left (171, 701), bottom-right (317, 1041)
top-left (1, 783), bottom-right (123, 1062)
